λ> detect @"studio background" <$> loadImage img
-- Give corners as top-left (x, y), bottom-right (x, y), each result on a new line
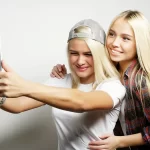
top-left (0, 0), bottom-right (149, 150)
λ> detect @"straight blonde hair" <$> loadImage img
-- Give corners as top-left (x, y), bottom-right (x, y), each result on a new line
top-left (107, 10), bottom-right (150, 105)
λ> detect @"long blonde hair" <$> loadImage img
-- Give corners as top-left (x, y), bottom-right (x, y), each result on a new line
top-left (108, 10), bottom-right (150, 104)
top-left (67, 26), bottom-right (119, 89)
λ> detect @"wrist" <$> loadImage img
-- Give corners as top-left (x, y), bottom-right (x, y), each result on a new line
top-left (115, 136), bottom-right (122, 148)
top-left (20, 80), bottom-right (35, 96)
top-left (24, 81), bottom-right (41, 97)
top-left (117, 136), bottom-right (130, 148)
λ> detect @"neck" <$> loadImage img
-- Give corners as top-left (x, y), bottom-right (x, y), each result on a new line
top-left (80, 77), bottom-right (95, 84)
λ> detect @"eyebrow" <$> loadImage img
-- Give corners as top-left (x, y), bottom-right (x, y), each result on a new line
top-left (69, 50), bottom-right (91, 52)
top-left (109, 29), bottom-right (133, 38)
top-left (84, 52), bottom-right (92, 54)
top-left (69, 50), bottom-right (92, 54)
top-left (68, 50), bottom-right (78, 52)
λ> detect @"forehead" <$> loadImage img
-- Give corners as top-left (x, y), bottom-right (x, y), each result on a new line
top-left (110, 18), bottom-right (134, 36)
top-left (68, 38), bottom-right (91, 52)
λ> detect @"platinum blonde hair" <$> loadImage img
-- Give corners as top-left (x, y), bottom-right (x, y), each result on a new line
top-left (108, 10), bottom-right (150, 105)
top-left (67, 26), bottom-right (119, 89)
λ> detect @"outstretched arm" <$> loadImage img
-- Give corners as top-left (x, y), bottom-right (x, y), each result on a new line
top-left (0, 79), bottom-right (114, 112)
top-left (0, 60), bottom-right (125, 112)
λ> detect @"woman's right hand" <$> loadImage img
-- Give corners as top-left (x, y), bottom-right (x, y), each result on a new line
top-left (50, 64), bottom-right (67, 79)
top-left (0, 60), bottom-right (30, 98)
top-left (88, 134), bottom-right (120, 150)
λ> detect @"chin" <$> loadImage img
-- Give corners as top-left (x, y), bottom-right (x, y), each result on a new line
top-left (110, 56), bottom-right (122, 62)
top-left (76, 72), bottom-right (91, 78)
top-left (76, 73), bottom-right (87, 78)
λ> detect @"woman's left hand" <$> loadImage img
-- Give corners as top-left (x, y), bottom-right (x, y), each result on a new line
top-left (0, 60), bottom-right (28, 98)
top-left (88, 134), bottom-right (119, 150)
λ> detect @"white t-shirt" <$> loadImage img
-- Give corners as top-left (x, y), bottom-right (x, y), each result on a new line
top-left (44, 74), bottom-right (125, 150)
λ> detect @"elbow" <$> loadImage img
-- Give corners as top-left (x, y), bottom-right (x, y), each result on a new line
top-left (10, 111), bottom-right (21, 114)
top-left (10, 106), bottom-right (25, 113)
top-left (9, 105), bottom-right (26, 114)
top-left (9, 108), bottom-right (23, 114)
top-left (14, 107), bottom-right (27, 113)
top-left (12, 109), bottom-right (22, 114)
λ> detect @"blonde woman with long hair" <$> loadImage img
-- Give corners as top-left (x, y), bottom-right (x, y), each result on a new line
top-left (51, 10), bottom-right (150, 150)
top-left (0, 19), bottom-right (125, 150)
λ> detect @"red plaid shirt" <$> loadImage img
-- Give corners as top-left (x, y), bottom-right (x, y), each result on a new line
top-left (122, 59), bottom-right (150, 150)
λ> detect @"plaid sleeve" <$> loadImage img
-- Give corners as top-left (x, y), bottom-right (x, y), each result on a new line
top-left (142, 104), bottom-right (150, 144)
top-left (137, 74), bottom-right (150, 144)
top-left (141, 105), bottom-right (150, 144)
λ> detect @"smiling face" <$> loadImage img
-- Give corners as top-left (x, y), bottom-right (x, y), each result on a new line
top-left (106, 18), bottom-right (137, 71)
top-left (68, 38), bottom-right (95, 84)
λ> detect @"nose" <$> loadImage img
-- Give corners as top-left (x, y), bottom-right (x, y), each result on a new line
top-left (112, 37), bottom-right (120, 47)
top-left (77, 55), bottom-right (85, 65)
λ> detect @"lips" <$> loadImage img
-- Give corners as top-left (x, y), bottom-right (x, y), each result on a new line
top-left (76, 66), bottom-right (88, 72)
top-left (110, 49), bottom-right (123, 55)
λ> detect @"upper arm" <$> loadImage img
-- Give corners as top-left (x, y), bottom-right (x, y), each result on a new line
top-left (81, 80), bottom-right (125, 111)
top-left (96, 80), bottom-right (126, 107)
top-left (81, 90), bottom-right (114, 110)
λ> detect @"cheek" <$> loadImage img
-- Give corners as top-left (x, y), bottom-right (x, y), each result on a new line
top-left (124, 44), bottom-right (137, 56)
top-left (87, 57), bottom-right (94, 66)
top-left (131, 44), bottom-right (137, 56)
top-left (130, 49), bottom-right (137, 59)
top-left (105, 41), bottom-right (111, 55)
top-left (69, 56), bottom-right (78, 64)
top-left (106, 38), bottom-right (111, 48)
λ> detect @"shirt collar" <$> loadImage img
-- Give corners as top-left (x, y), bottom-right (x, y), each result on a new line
top-left (124, 59), bottom-right (138, 78)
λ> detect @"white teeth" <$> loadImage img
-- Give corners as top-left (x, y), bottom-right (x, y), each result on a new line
top-left (112, 50), bottom-right (120, 54)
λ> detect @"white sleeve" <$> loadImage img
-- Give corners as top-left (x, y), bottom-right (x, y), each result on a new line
top-left (96, 79), bottom-right (126, 108)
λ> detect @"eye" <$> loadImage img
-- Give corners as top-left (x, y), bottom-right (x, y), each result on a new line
top-left (84, 53), bottom-right (92, 57)
top-left (69, 52), bottom-right (78, 55)
top-left (108, 32), bottom-right (115, 37)
top-left (123, 37), bottom-right (130, 41)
